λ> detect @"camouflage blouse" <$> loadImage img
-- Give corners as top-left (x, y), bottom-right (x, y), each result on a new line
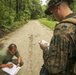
top-left (43, 13), bottom-right (76, 74)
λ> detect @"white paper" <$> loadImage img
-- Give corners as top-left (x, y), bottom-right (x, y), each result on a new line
top-left (2, 62), bottom-right (21, 75)
top-left (39, 40), bottom-right (49, 46)
top-left (39, 40), bottom-right (50, 50)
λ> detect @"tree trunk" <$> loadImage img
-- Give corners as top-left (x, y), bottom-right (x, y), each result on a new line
top-left (16, 0), bottom-right (19, 20)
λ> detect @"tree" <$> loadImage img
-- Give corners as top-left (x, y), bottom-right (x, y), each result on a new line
top-left (0, 0), bottom-right (44, 37)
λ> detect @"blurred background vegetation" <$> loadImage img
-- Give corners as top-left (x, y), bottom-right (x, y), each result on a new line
top-left (0, 0), bottom-right (76, 38)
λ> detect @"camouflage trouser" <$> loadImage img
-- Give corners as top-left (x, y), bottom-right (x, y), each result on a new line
top-left (40, 64), bottom-right (76, 75)
top-left (46, 71), bottom-right (66, 75)
top-left (39, 64), bottom-right (66, 75)
top-left (48, 70), bottom-right (76, 75)
top-left (0, 59), bottom-right (24, 75)
top-left (50, 72), bottom-right (76, 75)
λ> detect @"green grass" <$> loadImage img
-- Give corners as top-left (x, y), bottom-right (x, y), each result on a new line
top-left (39, 18), bottom-right (56, 30)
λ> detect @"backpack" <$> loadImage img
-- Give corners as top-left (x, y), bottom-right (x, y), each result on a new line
top-left (62, 18), bottom-right (76, 24)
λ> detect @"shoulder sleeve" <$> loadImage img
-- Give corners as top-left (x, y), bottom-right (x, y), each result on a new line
top-left (0, 59), bottom-right (3, 64)
top-left (15, 50), bottom-right (20, 57)
top-left (0, 48), bottom-right (7, 64)
top-left (43, 23), bottom-right (70, 73)
top-left (0, 55), bottom-right (4, 64)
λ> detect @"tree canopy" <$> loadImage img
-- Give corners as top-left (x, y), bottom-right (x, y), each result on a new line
top-left (0, 0), bottom-right (44, 37)
top-left (0, 0), bottom-right (76, 38)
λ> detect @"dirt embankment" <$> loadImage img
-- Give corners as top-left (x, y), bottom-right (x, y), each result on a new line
top-left (0, 20), bottom-right (53, 75)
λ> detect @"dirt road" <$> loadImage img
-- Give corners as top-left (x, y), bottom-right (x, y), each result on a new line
top-left (0, 20), bottom-right (53, 75)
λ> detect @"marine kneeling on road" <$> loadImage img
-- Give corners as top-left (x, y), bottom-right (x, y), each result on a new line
top-left (0, 43), bottom-right (24, 75)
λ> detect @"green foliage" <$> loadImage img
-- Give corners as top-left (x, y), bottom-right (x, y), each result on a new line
top-left (39, 18), bottom-right (56, 30)
top-left (30, 0), bottom-right (43, 19)
top-left (23, 9), bottom-right (31, 20)
top-left (0, 0), bottom-right (44, 38)
top-left (70, 1), bottom-right (76, 12)
top-left (40, 5), bottom-right (46, 17)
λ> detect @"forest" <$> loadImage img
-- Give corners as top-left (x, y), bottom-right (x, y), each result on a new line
top-left (0, 0), bottom-right (44, 38)
top-left (0, 0), bottom-right (76, 38)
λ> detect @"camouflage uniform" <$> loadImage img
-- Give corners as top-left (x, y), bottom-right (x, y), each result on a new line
top-left (43, 13), bottom-right (76, 75)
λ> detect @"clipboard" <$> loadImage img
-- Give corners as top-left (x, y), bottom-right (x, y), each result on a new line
top-left (2, 62), bottom-right (21, 75)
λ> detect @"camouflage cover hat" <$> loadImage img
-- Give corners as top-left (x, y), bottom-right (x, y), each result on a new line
top-left (45, 0), bottom-right (63, 15)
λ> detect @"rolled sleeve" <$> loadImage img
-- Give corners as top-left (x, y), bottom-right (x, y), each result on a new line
top-left (15, 50), bottom-right (20, 57)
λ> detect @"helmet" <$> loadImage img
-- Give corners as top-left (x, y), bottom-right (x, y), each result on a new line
top-left (45, 0), bottom-right (63, 15)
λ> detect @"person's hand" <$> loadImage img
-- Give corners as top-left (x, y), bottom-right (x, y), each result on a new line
top-left (7, 64), bottom-right (13, 68)
top-left (17, 63), bottom-right (20, 67)
top-left (39, 40), bottom-right (49, 50)
top-left (17, 62), bottom-right (20, 67)
top-left (40, 43), bottom-right (47, 50)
